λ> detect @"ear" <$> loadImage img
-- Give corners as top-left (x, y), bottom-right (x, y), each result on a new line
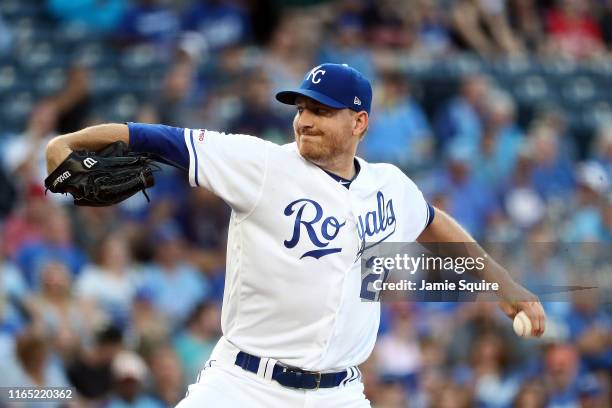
top-left (353, 111), bottom-right (369, 139)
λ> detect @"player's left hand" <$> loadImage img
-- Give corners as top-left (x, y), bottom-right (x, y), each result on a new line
top-left (498, 283), bottom-right (546, 337)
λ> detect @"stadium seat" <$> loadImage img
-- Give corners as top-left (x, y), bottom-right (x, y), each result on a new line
top-left (120, 45), bottom-right (158, 72)
top-left (492, 56), bottom-right (539, 78)
top-left (511, 75), bottom-right (554, 105)
top-left (90, 67), bottom-right (122, 96)
top-left (581, 101), bottom-right (612, 129)
top-left (560, 76), bottom-right (600, 108)
top-left (102, 93), bottom-right (140, 122)
top-left (0, 91), bottom-right (34, 132)
top-left (34, 68), bottom-right (67, 97)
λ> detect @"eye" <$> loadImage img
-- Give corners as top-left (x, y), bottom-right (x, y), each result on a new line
top-left (296, 106), bottom-right (304, 113)
top-left (316, 108), bottom-right (328, 115)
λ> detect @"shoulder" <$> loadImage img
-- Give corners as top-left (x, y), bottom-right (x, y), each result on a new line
top-left (358, 158), bottom-right (423, 191)
top-left (358, 158), bottom-right (410, 181)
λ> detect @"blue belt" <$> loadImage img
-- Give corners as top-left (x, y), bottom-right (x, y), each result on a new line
top-left (235, 351), bottom-right (349, 390)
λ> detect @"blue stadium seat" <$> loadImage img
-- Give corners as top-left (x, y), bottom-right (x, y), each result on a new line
top-left (34, 68), bottom-right (67, 97)
top-left (511, 75), bottom-right (555, 105)
top-left (538, 58), bottom-right (579, 78)
top-left (0, 0), bottom-right (41, 20)
top-left (560, 76), bottom-right (600, 108)
top-left (492, 56), bottom-right (540, 79)
top-left (0, 91), bottom-right (34, 132)
top-left (119, 45), bottom-right (158, 72)
top-left (102, 93), bottom-right (140, 122)
top-left (90, 67), bottom-right (122, 97)
top-left (581, 101), bottom-right (612, 129)
top-left (72, 43), bottom-right (113, 68)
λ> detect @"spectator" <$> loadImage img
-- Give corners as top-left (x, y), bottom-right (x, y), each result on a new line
top-left (528, 123), bottom-right (575, 201)
top-left (47, 0), bottom-right (127, 34)
top-left (317, 14), bottom-right (375, 81)
top-left (0, 327), bottom-right (70, 407)
top-left (563, 161), bottom-right (609, 242)
top-left (430, 143), bottom-right (498, 239)
top-left (412, 0), bottom-right (454, 56)
top-left (431, 379), bottom-right (473, 408)
top-left (260, 13), bottom-right (314, 97)
top-left (2, 101), bottom-right (58, 188)
top-left (126, 287), bottom-right (170, 353)
top-left (15, 205), bottom-right (87, 289)
top-left (374, 304), bottom-right (421, 388)
top-left (545, 0), bottom-right (605, 60)
top-left (30, 260), bottom-right (99, 359)
top-left (105, 350), bottom-right (164, 408)
top-left (457, 332), bottom-right (524, 408)
top-left (565, 290), bottom-right (612, 372)
top-left (2, 184), bottom-right (49, 259)
top-left (146, 344), bottom-right (185, 405)
top-left (502, 150), bottom-right (546, 229)
top-left (76, 231), bottom-right (141, 328)
top-left (0, 254), bottom-right (32, 337)
top-left (591, 123), bottom-right (612, 179)
top-left (139, 222), bottom-right (209, 329)
top-left (434, 74), bottom-right (491, 154)
top-left (362, 0), bottom-right (414, 49)
top-left (600, 0), bottom-right (612, 50)
top-left (359, 70), bottom-right (433, 169)
top-left (513, 380), bottom-right (548, 408)
top-left (115, 0), bottom-right (180, 54)
top-left (228, 69), bottom-right (289, 143)
top-left (182, 0), bottom-right (252, 53)
top-left (507, 0), bottom-right (547, 53)
top-left (67, 325), bottom-right (124, 403)
top-left (0, 14), bottom-right (13, 57)
top-left (451, 0), bottom-right (523, 57)
top-left (474, 89), bottom-right (524, 188)
top-left (541, 343), bottom-right (582, 406)
top-left (173, 301), bottom-right (220, 384)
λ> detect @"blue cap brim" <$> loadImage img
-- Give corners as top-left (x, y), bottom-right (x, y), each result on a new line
top-left (275, 89), bottom-right (346, 109)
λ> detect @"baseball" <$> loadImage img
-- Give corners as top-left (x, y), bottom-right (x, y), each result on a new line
top-left (513, 311), bottom-right (533, 337)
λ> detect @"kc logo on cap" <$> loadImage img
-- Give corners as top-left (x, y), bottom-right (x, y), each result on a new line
top-left (275, 63), bottom-right (373, 114)
top-left (306, 65), bottom-right (326, 84)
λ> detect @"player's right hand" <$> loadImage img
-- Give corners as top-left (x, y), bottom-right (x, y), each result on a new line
top-left (498, 285), bottom-right (546, 337)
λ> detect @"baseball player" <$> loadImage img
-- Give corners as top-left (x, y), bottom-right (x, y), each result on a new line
top-left (45, 63), bottom-right (546, 407)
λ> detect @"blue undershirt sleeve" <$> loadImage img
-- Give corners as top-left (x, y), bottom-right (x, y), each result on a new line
top-left (426, 203), bottom-right (435, 227)
top-left (127, 122), bottom-right (189, 171)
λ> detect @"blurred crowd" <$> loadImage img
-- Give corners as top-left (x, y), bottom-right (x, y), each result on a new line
top-left (0, 0), bottom-right (611, 407)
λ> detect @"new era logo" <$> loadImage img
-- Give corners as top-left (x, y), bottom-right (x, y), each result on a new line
top-left (354, 96), bottom-right (361, 106)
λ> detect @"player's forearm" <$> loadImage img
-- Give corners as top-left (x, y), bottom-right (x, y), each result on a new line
top-left (46, 123), bottom-right (129, 173)
top-left (417, 208), bottom-right (522, 297)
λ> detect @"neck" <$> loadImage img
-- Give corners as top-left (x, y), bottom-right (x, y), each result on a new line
top-left (319, 155), bottom-right (356, 180)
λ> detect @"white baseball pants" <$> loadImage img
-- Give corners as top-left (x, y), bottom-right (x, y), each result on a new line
top-left (175, 337), bottom-right (371, 408)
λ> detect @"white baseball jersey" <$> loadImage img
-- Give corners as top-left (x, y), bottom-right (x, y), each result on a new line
top-left (182, 128), bottom-right (430, 372)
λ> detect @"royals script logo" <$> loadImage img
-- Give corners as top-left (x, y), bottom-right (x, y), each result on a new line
top-left (283, 199), bottom-right (345, 259)
top-left (283, 192), bottom-right (396, 260)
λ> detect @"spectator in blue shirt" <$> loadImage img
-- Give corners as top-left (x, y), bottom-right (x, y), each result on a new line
top-left (115, 0), bottom-right (180, 56)
top-left (139, 222), bottom-right (209, 329)
top-left (434, 74), bottom-right (491, 154)
top-left (182, 0), bottom-right (252, 53)
top-left (15, 206), bottom-right (87, 289)
top-left (359, 71), bottom-right (433, 170)
top-left (528, 123), bottom-right (575, 202)
top-left (47, 0), bottom-right (127, 34)
top-left (429, 143), bottom-right (498, 240)
top-left (317, 15), bottom-right (375, 82)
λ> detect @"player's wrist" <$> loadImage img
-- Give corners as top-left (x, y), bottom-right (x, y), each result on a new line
top-left (45, 137), bottom-right (72, 173)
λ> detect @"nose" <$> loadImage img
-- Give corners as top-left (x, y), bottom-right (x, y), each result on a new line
top-left (296, 108), bottom-right (314, 131)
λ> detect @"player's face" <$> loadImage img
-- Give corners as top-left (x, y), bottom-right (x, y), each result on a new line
top-left (293, 97), bottom-right (358, 166)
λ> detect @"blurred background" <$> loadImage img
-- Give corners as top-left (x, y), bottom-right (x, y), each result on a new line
top-left (0, 0), bottom-right (610, 407)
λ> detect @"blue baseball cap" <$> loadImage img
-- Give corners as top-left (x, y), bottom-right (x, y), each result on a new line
top-left (276, 63), bottom-right (372, 114)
